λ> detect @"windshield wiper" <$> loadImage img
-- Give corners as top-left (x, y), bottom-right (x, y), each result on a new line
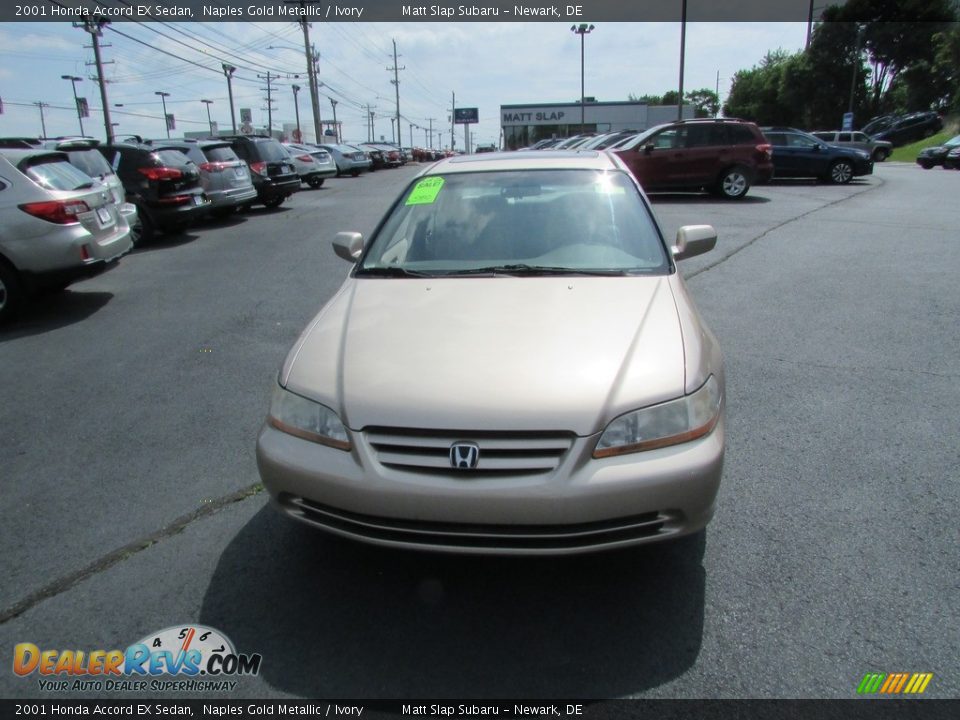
top-left (447, 264), bottom-right (630, 277)
top-left (355, 266), bottom-right (432, 278)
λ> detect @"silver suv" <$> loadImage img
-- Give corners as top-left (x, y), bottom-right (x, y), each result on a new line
top-left (149, 138), bottom-right (256, 218)
top-left (0, 149), bottom-right (133, 323)
top-left (811, 130), bottom-right (892, 162)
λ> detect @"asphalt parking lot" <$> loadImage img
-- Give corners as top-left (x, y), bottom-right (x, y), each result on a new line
top-left (1, 162), bottom-right (957, 699)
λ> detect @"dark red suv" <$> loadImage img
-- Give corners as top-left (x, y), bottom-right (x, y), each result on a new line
top-left (612, 119), bottom-right (773, 199)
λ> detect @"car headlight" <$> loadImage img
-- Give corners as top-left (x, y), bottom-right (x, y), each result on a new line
top-left (268, 384), bottom-right (351, 450)
top-left (593, 376), bottom-right (721, 458)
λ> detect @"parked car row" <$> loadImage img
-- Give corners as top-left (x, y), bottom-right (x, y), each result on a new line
top-left (0, 132), bottom-right (384, 324)
top-left (518, 118), bottom-right (874, 199)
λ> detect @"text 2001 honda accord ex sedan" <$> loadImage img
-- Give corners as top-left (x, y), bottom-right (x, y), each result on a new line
top-left (256, 151), bottom-right (725, 554)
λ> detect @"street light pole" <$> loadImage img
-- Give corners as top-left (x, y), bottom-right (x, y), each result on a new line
top-left (34, 102), bottom-right (49, 138)
top-left (62, 75), bottom-right (85, 136)
top-left (330, 98), bottom-right (338, 143)
top-left (570, 23), bottom-right (594, 134)
top-left (678, 0), bottom-right (687, 120)
top-left (292, 85), bottom-right (302, 143)
top-left (201, 99), bottom-right (214, 135)
top-left (155, 91), bottom-right (170, 138)
top-left (222, 64), bottom-right (237, 133)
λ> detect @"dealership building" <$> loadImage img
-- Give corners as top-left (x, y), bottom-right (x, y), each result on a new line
top-left (500, 100), bottom-right (695, 149)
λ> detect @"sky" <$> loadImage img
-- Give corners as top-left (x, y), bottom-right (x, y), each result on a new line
top-left (0, 20), bottom-right (810, 148)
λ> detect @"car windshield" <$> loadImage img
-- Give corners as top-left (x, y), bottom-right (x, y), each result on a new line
top-left (944, 135), bottom-right (960, 147)
top-left (357, 169), bottom-right (670, 277)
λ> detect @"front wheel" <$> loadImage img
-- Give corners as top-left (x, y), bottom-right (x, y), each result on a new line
top-left (918, 160), bottom-right (934, 170)
top-left (263, 195), bottom-right (285, 209)
top-left (872, 148), bottom-right (890, 162)
top-left (307, 176), bottom-right (324, 188)
top-left (828, 160), bottom-right (854, 184)
top-left (716, 166), bottom-right (750, 199)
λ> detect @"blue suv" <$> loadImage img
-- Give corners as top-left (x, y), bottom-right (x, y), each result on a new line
top-left (761, 127), bottom-right (874, 184)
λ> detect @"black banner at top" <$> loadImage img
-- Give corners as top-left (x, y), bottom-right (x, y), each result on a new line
top-left (3, 0), bottom-right (831, 23)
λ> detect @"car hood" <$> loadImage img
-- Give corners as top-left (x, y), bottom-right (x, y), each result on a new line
top-left (919, 145), bottom-right (953, 156)
top-left (282, 276), bottom-right (686, 436)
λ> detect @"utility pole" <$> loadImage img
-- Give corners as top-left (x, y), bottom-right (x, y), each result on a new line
top-left (329, 98), bottom-right (338, 143)
top-left (222, 64), bottom-right (237, 133)
top-left (258, 72), bottom-right (276, 136)
top-left (368, 106), bottom-right (376, 142)
top-left (409, 123), bottom-right (415, 148)
top-left (387, 40), bottom-right (404, 148)
top-left (715, 70), bottom-right (721, 117)
top-left (423, 127), bottom-right (428, 146)
top-left (427, 118), bottom-right (434, 148)
top-left (74, 17), bottom-right (114, 143)
top-left (297, 17), bottom-right (323, 143)
top-left (450, 91), bottom-right (455, 152)
top-left (34, 102), bottom-right (50, 137)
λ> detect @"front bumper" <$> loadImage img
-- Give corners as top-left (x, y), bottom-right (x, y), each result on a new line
top-left (256, 419), bottom-right (724, 555)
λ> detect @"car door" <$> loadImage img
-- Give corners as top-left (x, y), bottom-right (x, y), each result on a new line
top-left (617, 126), bottom-right (687, 191)
top-left (850, 132), bottom-right (871, 153)
top-left (785, 133), bottom-right (827, 176)
top-left (679, 123), bottom-right (728, 187)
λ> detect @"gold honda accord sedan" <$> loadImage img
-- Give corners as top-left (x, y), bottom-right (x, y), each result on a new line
top-left (256, 151), bottom-right (725, 554)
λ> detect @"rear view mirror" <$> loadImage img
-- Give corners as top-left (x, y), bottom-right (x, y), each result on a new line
top-left (333, 231), bottom-right (364, 262)
top-left (672, 225), bottom-right (717, 261)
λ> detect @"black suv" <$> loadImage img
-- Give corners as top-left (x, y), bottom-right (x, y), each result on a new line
top-left (870, 112), bottom-right (942, 146)
top-left (96, 138), bottom-right (208, 244)
top-left (761, 127), bottom-right (873, 184)
top-left (217, 135), bottom-right (300, 208)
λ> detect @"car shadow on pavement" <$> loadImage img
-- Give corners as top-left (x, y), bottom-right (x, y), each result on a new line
top-left (0, 290), bottom-right (112, 341)
top-left (649, 193), bottom-right (771, 205)
top-left (131, 230), bottom-right (203, 255)
top-left (199, 506), bottom-right (706, 698)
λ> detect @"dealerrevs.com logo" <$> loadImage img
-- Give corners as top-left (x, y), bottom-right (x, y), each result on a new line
top-left (13, 625), bottom-right (262, 692)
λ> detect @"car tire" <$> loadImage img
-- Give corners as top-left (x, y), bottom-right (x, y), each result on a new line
top-left (0, 260), bottom-right (23, 326)
top-left (307, 176), bottom-right (324, 188)
top-left (918, 160), bottom-right (934, 170)
top-left (828, 160), bottom-right (854, 184)
top-left (872, 148), bottom-right (890, 162)
top-left (130, 208), bottom-right (154, 247)
top-left (263, 196), bottom-right (285, 209)
top-left (716, 166), bottom-right (751, 199)
top-left (351, 169), bottom-right (360, 177)
top-left (210, 207), bottom-right (235, 220)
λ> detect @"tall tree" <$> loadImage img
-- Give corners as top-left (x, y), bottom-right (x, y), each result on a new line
top-left (685, 89), bottom-right (720, 117)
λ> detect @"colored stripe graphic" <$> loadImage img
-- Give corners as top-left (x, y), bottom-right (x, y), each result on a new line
top-left (858, 672), bottom-right (933, 694)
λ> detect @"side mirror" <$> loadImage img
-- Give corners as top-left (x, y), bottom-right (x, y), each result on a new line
top-left (643, 143), bottom-right (655, 155)
top-left (814, 144), bottom-right (824, 151)
top-left (333, 231), bottom-right (364, 262)
top-left (672, 225), bottom-right (717, 261)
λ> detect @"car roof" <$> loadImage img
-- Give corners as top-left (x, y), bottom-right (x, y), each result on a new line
top-left (421, 150), bottom-right (614, 175)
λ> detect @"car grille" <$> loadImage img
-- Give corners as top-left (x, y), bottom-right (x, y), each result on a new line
top-left (365, 428), bottom-right (573, 475)
top-left (281, 495), bottom-right (676, 551)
